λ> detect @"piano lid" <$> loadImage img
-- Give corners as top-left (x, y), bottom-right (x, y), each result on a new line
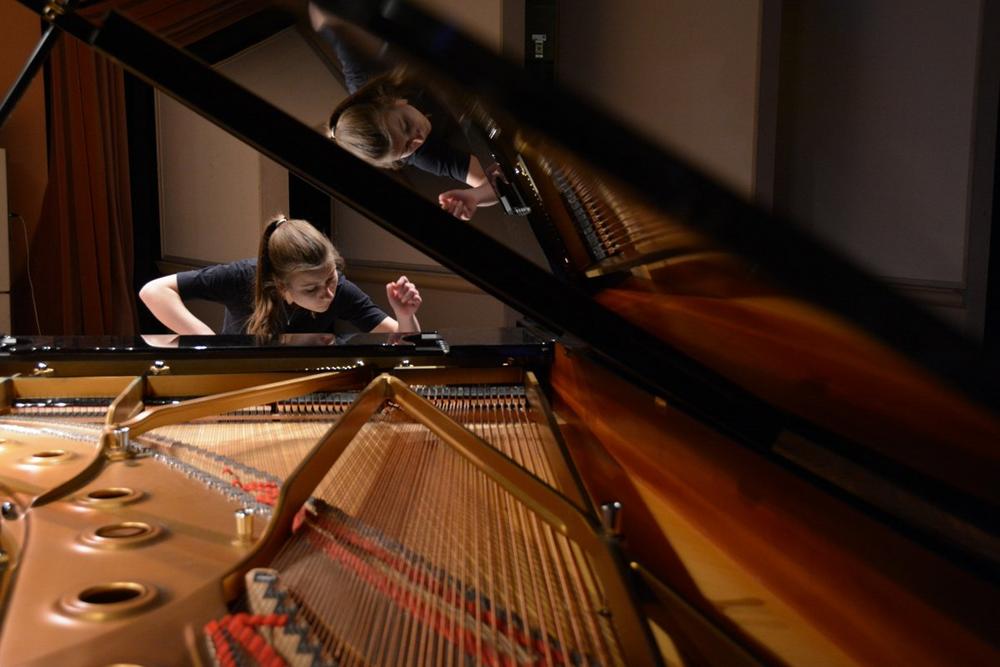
top-left (324, 0), bottom-right (1000, 564)
top-left (10, 0), bottom-right (999, 564)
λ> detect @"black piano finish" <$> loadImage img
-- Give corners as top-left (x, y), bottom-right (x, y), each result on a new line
top-left (0, 327), bottom-right (552, 375)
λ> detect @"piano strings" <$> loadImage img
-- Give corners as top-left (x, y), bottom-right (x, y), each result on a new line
top-left (0, 373), bottom-right (640, 665)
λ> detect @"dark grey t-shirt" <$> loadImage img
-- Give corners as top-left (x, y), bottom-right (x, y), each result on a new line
top-left (176, 258), bottom-right (388, 334)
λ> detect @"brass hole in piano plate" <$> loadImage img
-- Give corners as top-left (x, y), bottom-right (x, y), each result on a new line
top-left (97, 524), bottom-right (149, 539)
top-left (79, 522), bottom-right (162, 550)
top-left (58, 582), bottom-right (157, 621)
top-left (76, 487), bottom-right (143, 508)
top-left (23, 449), bottom-right (73, 465)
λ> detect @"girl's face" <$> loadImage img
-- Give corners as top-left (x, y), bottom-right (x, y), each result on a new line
top-left (384, 99), bottom-right (432, 160)
top-left (281, 262), bottom-right (338, 313)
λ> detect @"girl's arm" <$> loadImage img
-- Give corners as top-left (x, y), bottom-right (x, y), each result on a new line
top-left (438, 156), bottom-right (500, 221)
top-left (139, 275), bottom-right (216, 335)
top-left (307, 1), bottom-right (336, 31)
top-left (370, 275), bottom-right (422, 333)
top-left (309, 1), bottom-right (384, 85)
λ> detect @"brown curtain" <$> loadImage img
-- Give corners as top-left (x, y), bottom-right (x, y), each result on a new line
top-left (25, 0), bottom-right (270, 335)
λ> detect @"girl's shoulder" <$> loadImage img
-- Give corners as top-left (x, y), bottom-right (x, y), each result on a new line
top-left (206, 258), bottom-right (257, 284)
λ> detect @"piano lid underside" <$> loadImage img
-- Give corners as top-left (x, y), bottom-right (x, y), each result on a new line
top-left (506, 130), bottom-right (1000, 512)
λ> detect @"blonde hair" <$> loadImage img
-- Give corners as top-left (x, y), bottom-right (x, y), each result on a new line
top-left (327, 68), bottom-right (413, 170)
top-left (246, 215), bottom-right (343, 337)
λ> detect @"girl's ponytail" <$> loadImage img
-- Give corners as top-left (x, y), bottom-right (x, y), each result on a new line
top-left (246, 215), bottom-right (289, 337)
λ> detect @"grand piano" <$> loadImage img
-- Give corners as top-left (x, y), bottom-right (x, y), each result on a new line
top-left (0, 1), bottom-right (997, 666)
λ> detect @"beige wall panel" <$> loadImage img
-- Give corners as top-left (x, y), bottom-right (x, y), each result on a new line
top-left (157, 29), bottom-right (340, 265)
top-left (216, 28), bottom-right (341, 128)
top-left (773, 1), bottom-right (993, 335)
top-left (775, 1), bottom-right (979, 285)
top-left (157, 94), bottom-right (263, 263)
top-left (558, 0), bottom-right (761, 196)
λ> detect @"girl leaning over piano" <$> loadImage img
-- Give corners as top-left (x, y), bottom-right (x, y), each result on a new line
top-left (139, 214), bottom-right (422, 337)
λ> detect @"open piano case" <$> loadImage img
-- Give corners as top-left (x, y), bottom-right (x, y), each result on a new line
top-left (0, 1), bottom-right (998, 665)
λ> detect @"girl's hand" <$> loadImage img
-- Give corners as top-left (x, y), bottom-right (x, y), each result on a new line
top-left (438, 189), bottom-right (479, 220)
top-left (307, 2), bottom-right (335, 31)
top-left (386, 275), bottom-right (422, 316)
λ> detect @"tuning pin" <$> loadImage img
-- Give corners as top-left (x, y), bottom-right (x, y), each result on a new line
top-left (235, 508), bottom-right (255, 543)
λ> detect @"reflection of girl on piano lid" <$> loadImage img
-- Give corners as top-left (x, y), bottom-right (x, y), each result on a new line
top-left (139, 215), bottom-right (421, 337)
top-left (309, 2), bottom-right (499, 221)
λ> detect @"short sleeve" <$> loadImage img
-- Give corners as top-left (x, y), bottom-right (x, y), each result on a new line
top-left (176, 260), bottom-right (255, 305)
top-left (331, 275), bottom-right (390, 332)
top-left (175, 259), bottom-right (256, 334)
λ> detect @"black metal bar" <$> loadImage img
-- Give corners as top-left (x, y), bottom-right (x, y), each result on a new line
top-left (0, 22), bottom-right (63, 131)
top-left (315, 0), bottom-right (999, 412)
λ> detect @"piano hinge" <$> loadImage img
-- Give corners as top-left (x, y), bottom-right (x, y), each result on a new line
top-left (401, 331), bottom-right (449, 354)
top-left (43, 0), bottom-right (71, 21)
top-left (148, 360), bottom-right (171, 376)
top-left (30, 362), bottom-right (54, 377)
